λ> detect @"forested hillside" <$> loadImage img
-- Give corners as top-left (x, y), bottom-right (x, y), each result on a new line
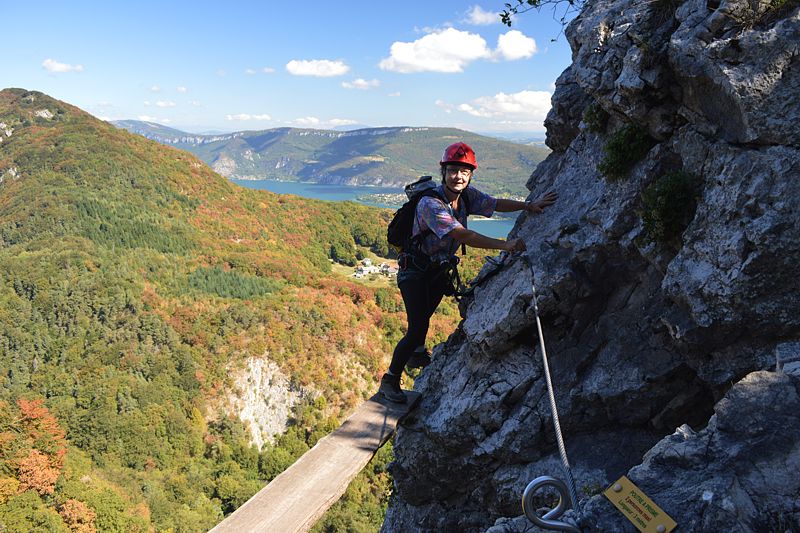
top-left (0, 88), bottom-right (468, 531)
top-left (113, 120), bottom-right (550, 198)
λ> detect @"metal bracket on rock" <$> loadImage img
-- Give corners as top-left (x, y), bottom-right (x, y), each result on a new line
top-left (522, 476), bottom-right (581, 533)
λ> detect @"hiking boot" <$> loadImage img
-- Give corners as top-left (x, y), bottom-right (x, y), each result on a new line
top-left (378, 373), bottom-right (407, 403)
top-left (406, 348), bottom-right (432, 370)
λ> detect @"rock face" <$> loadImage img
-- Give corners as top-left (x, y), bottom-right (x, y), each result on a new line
top-left (218, 356), bottom-right (304, 450)
top-left (383, 0), bottom-right (800, 531)
top-left (579, 370), bottom-right (800, 532)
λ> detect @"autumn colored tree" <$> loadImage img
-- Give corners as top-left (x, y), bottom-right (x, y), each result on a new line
top-left (59, 499), bottom-right (98, 533)
top-left (17, 398), bottom-right (68, 471)
top-left (17, 449), bottom-right (61, 495)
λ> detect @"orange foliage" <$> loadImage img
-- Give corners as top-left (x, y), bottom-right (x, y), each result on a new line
top-left (163, 303), bottom-right (200, 339)
top-left (17, 448), bottom-right (60, 495)
top-left (17, 398), bottom-right (68, 469)
top-left (140, 282), bottom-right (159, 308)
top-left (132, 501), bottom-right (151, 524)
top-left (59, 499), bottom-right (98, 533)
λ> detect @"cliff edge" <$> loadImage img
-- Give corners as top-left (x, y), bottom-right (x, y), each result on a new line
top-left (384, 0), bottom-right (800, 530)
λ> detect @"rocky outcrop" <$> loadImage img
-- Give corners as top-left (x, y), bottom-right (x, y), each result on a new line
top-left (218, 356), bottom-right (305, 449)
top-left (544, 66), bottom-right (590, 152)
top-left (0, 122), bottom-right (13, 138)
top-left (212, 154), bottom-right (238, 179)
top-left (384, 0), bottom-right (800, 531)
top-left (579, 369), bottom-right (800, 532)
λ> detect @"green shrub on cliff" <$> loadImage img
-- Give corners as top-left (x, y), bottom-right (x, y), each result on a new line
top-left (641, 170), bottom-right (701, 245)
top-left (597, 124), bottom-right (655, 180)
top-left (583, 101), bottom-right (610, 133)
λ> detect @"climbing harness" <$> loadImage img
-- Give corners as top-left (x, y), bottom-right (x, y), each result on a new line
top-left (398, 252), bottom-right (468, 301)
top-left (520, 252), bottom-right (581, 533)
top-left (441, 257), bottom-right (466, 300)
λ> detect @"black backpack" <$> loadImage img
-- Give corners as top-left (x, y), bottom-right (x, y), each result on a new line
top-left (387, 176), bottom-right (468, 254)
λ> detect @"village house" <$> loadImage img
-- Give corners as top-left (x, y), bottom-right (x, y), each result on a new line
top-left (352, 258), bottom-right (397, 278)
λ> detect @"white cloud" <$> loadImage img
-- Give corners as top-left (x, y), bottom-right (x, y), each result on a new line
top-left (457, 103), bottom-right (492, 117)
top-left (328, 118), bottom-right (358, 127)
top-left (494, 30), bottom-right (537, 60)
top-left (438, 90), bottom-right (552, 127)
top-left (42, 58), bottom-right (84, 73)
top-left (379, 28), bottom-right (490, 73)
top-left (388, 92), bottom-right (401, 97)
top-left (287, 117), bottom-right (356, 128)
top-left (156, 100), bottom-right (176, 108)
top-left (225, 113), bottom-right (272, 121)
top-left (286, 59), bottom-right (349, 77)
top-left (150, 85), bottom-right (161, 92)
top-left (217, 69), bottom-right (227, 77)
top-left (465, 5), bottom-right (498, 25)
top-left (262, 67), bottom-right (276, 74)
top-left (291, 116), bottom-right (321, 126)
top-left (137, 115), bottom-right (170, 124)
top-left (342, 78), bottom-right (380, 90)
top-left (435, 99), bottom-right (453, 113)
top-left (414, 24), bottom-right (452, 34)
top-left (143, 101), bottom-right (151, 107)
top-left (245, 68), bottom-right (257, 75)
top-left (176, 86), bottom-right (188, 93)
top-left (189, 100), bottom-right (202, 107)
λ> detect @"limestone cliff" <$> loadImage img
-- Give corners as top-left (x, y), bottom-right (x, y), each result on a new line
top-left (383, 0), bottom-right (800, 531)
top-left (216, 356), bottom-right (305, 450)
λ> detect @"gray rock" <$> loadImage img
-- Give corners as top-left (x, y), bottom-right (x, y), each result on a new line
top-left (545, 66), bottom-right (591, 152)
top-left (382, 0), bottom-right (800, 530)
top-left (663, 129), bottom-right (800, 334)
top-left (671, 0), bottom-right (800, 146)
top-left (579, 371), bottom-right (800, 532)
top-left (565, 0), bottom-right (682, 139)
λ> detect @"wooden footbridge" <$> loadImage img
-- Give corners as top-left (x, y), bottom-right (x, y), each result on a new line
top-left (210, 391), bottom-right (420, 533)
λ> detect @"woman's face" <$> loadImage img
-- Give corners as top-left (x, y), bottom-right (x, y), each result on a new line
top-left (443, 164), bottom-right (472, 192)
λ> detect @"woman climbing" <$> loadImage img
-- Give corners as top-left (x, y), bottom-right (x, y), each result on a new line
top-left (379, 141), bottom-right (558, 402)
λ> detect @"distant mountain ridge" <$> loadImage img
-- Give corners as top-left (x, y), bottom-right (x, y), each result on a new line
top-left (112, 120), bottom-right (551, 197)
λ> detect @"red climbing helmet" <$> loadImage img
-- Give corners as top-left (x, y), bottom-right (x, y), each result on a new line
top-left (440, 142), bottom-right (477, 170)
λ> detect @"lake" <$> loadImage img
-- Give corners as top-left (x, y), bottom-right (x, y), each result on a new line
top-left (231, 179), bottom-right (517, 239)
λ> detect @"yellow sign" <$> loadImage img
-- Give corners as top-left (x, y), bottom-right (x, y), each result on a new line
top-left (603, 476), bottom-right (677, 533)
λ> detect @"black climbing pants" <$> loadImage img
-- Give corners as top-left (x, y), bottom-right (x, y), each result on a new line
top-left (388, 266), bottom-right (449, 375)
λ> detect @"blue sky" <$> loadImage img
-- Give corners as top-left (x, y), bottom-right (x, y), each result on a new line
top-left (3, 1), bottom-right (576, 135)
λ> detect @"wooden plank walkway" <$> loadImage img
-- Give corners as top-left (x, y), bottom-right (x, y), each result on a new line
top-left (210, 390), bottom-right (420, 533)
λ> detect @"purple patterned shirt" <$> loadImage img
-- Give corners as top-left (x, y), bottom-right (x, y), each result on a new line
top-left (413, 184), bottom-right (497, 263)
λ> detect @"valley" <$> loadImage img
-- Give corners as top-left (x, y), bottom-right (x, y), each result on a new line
top-left (113, 120), bottom-right (550, 198)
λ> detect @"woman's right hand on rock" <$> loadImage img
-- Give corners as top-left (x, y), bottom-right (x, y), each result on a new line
top-left (504, 238), bottom-right (526, 252)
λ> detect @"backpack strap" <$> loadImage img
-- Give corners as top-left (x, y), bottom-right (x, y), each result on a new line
top-left (407, 188), bottom-right (446, 252)
top-left (460, 190), bottom-right (470, 255)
